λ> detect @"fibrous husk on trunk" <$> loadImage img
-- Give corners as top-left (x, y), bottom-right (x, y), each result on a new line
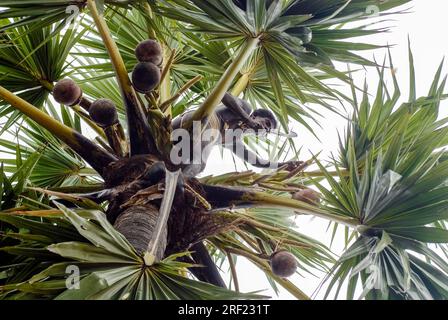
top-left (103, 155), bottom-right (159, 187)
top-left (114, 204), bottom-right (166, 259)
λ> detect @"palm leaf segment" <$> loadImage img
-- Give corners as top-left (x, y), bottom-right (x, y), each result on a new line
top-left (316, 49), bottom-right (448, 300)
top-left (0, 205), bottom-right (264, 300)
top-left (0, 23), bottom-right (80, 131)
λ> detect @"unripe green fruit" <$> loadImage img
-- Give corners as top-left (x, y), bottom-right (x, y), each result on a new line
top-left (135, 39), bottom-right (163, 65)
top-left (53, 79), bottom-right (82, 106)
top-left (89, 99), bottom-right (118, 127)
top-left (132, 62), bottom-right (161, 93)
top-left (270, 251), bottom-right (298, 278)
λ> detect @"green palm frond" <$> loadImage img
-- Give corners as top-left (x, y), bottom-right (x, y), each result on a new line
top-left (0, 205), bottom-right (265, 300)
top-left (339, 48), bottom-right (448, 168)
top-left (0, 0), bottom-right (133, 32)
top-left (315, 48), bottom-right (448, 299)
top-left (0, 121), bottom-right (98, 188)
top-left (0, 22), bottom-right (80, 132)
top-left (153, 0), bottom-right (410, 125)
top-left (0, 149), bottom-right (42, 211)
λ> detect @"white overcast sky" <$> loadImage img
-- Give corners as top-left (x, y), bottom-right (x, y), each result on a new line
top-left (201, 0), bottom-right (448, 300)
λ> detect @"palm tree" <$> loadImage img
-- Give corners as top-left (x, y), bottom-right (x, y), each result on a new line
top-left (0, 0), bottom-right (447, 300)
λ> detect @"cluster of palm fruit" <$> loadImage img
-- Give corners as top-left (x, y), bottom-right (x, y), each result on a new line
top-left (53, 79), bottom-right (118, 128)
top-left (132, 39), bottom-right (163, 93)
top-left (51, 39), bottom-right (166, 158)
top-left (52, 39), bottom-right (164, 129)
top-left (52, 76), bottom-right (128, 160)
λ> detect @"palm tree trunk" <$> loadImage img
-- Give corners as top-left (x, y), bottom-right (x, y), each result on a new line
top-left (113, 204), bottom-right (167, 260)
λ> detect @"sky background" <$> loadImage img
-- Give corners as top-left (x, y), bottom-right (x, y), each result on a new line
top-left (201, 0), bottom-right (448, 299)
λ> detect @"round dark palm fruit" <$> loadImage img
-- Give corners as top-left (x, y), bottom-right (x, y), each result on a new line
top-left (270, 251), bottom-right (298, 278)
top-left (132, 62), bottom-right (161, 93)
top-left (89, 99), bottom-right (118, 127)
top-left (135, 39), bottom-right (163, 65)
top-left (53, 79), bottom-right (82, 106)
top-left (292, 188), bottom-right (321, 205)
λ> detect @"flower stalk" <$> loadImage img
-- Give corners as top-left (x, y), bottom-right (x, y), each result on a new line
top-left (226, 247), bottom-right (310, 300)
top-left (247, 192), bottom-right (359, 227)
top-left (231, 72), bottom-right (250, 96)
